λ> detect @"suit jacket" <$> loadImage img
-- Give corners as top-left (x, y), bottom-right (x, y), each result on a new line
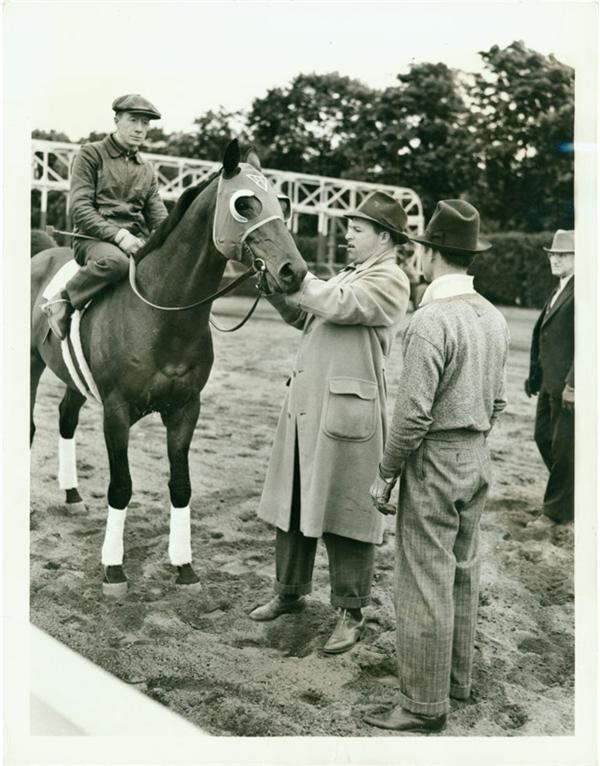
top-left (528, 277), bottom-right (574, 397)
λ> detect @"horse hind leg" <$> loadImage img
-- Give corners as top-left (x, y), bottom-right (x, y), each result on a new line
top-left (161, 398), bottom-right (201, 589)
top-left (58, 386), bottom-right (87, 510)
top-left (30, 348), bottom-right (47, 445)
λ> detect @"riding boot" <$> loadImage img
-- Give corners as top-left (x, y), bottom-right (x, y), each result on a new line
top-left (41, 290), bottom-right (74, 340)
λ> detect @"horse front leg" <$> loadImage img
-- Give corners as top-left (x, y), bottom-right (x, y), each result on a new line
top-left (101, 399), bottom-right (133, 597)
top-left (161, 397), bottom-right (201, 588)
top-left (58, 386), bottom-right (87, 510)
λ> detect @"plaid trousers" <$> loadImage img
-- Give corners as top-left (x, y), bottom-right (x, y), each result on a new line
top-left (394, 430), bottom-right (491, 716)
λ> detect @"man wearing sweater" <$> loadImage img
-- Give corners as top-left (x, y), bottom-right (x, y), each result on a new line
top-left (364, 200), bottom-right (510, 733)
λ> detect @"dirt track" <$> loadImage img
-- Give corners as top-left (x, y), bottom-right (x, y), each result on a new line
top-left (30, 299), bottom-right (574, 737)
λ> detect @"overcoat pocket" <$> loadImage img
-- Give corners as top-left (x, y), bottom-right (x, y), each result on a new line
top-left (323, 377), bottom-right (377, 441)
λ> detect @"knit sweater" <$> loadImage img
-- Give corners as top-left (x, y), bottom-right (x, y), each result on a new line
top-left (381, 292), bottom-right (510, 475)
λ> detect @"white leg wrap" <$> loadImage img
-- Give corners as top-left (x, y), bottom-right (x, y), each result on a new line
top-left (101, 506), bottom-right (127, 566)
top-left (58, 436), bottom-right (78, 489)
top-left (168, 505), bottom-right (192, 566)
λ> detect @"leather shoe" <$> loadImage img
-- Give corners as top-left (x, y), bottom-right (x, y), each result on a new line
top-left (323, 609), bottom-right (366, 654)
top-left (363, 706), bottom-right (447, 733)
top-left (249, 595), bottom-right (305, 621)
top-left (41, 292), bottom-right (73, 340)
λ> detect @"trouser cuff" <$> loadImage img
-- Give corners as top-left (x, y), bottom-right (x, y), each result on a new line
top-left (330, 593), bottom-right (371, 608)
top-left (450, 682), bottom-right (471, 700)
top-left (399, 690), bottom-right (449, 716)
top-left (274, 580), bottom-right (312, 596)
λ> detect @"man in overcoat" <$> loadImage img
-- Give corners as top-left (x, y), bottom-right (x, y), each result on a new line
top-left (250, 192), bottom-right (411, 654)
top-left (365, 200), bottom-right (510, 732)
top-left (42, 94), bottom-right (168, 339)
top-left (525, 229), bottom-right (575, 524)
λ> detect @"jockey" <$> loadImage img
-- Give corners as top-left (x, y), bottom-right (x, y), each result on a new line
top-left (42, 94), bottom-right (169, 340)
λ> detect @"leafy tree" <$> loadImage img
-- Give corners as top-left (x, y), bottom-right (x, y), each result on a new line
top-left (471, 41), bottom-right (574, 231)
top-left (352, 63), bottom-right (479, 216)
top-left (247, 72), bottom-right (377, 177)
top-left (158, 108), bottom-right (248, 161)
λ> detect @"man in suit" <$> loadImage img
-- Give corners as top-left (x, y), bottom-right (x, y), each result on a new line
top-left (250, 192), bottom-right (411, 655)
top-left (525, 229), bottom-right (575, 524)
top-left (364, 200), bottom-right (510, 733)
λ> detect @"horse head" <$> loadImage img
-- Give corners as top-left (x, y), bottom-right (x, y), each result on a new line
top-left (214, 139), bottom-right (307, 293)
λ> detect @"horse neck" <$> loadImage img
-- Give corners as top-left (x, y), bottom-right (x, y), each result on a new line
top-left (135, 189), bottom-right (227, 311)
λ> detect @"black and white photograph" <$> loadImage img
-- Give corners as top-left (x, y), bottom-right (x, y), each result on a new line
top-left (2, 0), bottom-right (598, 764)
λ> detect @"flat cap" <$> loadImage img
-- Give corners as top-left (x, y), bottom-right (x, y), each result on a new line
top-left (112, 94), bottom-right (161, 120)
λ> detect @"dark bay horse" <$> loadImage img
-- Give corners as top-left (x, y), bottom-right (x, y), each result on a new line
top-left (30, 139), bottom-right (307, 596)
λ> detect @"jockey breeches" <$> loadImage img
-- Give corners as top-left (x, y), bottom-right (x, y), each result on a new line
top-left (65, 240), bottom-right (129, 310)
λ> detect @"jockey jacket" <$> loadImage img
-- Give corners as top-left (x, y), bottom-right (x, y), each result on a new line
top-left (69, 134), bottom-right (168, 246)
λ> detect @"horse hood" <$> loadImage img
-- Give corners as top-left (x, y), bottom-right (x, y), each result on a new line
top-left (212, 162), bottom-right (289, 260)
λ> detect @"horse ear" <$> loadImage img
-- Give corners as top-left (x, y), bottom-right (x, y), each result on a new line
top-left (223, 139), bottom-right (241, 178)
top-left (244, 146), bottom-right (262, 171)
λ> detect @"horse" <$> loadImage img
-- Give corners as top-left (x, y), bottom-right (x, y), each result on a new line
top-left (30, 139), bottom-right (307, 596)
top-left (31, 229), bottom-right (58, 257)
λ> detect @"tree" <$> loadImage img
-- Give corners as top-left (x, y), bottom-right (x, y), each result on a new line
top-left (471, 41), bottom-right (574, 231)
top-left (158, 108), bottom-right (248, 162)
top-left (247, 72), bottom-right (377, 177)
top-left (352, 63), bottom-right (478, 216)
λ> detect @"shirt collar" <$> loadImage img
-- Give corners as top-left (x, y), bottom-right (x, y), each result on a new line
top-left (559, 274), bottom-right (573, 290)
top-left (419, 274), bottom-right (476, 306)
top-left (105, 134), bottom-right (143, 163)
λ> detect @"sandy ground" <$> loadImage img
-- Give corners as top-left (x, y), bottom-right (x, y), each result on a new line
top-left (30, 299), bottom-right (574, 737)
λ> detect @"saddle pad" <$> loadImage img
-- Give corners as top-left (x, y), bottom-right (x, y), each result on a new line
top-left (42, 259), bottom-right (80, 300)
top-left (61, 310), bottom-right (102, 404)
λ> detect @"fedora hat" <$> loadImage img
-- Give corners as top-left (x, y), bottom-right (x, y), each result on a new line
top-left (411, 199), bottom-right (491, 253)
top-left (344, 192), bottom-right (409, 241)
top-left (543, 229), bottom-right (574, 254)
top-left (112, 94), bottom-right (161, 120)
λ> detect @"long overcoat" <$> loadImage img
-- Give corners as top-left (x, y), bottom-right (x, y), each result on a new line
top-left (258, 250), bottom-right (410, 544)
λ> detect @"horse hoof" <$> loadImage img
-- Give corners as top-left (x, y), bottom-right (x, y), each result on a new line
top-left (65, 488), bottom-right (84, 504)
top-left (102, 581), bottom-right (128, 598)
top-left (102, 566), bottom-right (127, 598)
top-left (175, 564), bottom-right (201, 589)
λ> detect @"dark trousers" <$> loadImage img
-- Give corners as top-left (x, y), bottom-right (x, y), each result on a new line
top-left (534, 391), bottom-right (574, 523)
top-left (65, 240), bottom-right (129, 310)
top-left (274, 435), bottom-right (375, 609)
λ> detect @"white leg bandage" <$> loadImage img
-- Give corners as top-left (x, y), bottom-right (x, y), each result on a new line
top-left (101, 506), bottom-right (127, 566)
top-left (58, 436), bottom-right (78, 489)
top-left (168, 505), bottom-right (192, 566)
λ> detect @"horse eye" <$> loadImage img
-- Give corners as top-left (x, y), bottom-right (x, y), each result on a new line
top-left (230, 192), bottom-right (262, 223)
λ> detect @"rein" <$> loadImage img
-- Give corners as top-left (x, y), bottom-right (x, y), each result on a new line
top-left (128, 244), bottom-right (268, 331)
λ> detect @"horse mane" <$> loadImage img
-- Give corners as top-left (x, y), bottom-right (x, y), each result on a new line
top-left (135, 168), bottom-right (222, 262)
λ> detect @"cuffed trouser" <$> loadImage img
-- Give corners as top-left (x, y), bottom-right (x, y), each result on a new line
top-left (273, 434), bottom-right (375, 609)
top-left (534, 391), bottom-right (574, 523)
top-left (394, 430), bottom-right (490, 716)
top-left (65, 240), bottom-right (129, 310)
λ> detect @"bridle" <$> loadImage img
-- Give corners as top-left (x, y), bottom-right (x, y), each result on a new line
top-left (127, 242), bottom-right (270, 332)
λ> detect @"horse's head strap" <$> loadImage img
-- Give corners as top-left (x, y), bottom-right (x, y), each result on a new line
top-left (212, 164), bottom-right (290, 260)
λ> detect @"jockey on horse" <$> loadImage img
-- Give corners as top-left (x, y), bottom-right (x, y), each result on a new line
top-left (42, 94), bottom-right (168, 339)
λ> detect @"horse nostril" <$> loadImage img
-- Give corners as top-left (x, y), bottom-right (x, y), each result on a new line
top-left (278, 262), bottom-right (295, 283)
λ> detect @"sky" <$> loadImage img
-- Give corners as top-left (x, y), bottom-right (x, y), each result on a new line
top-left (4, 0), bottom-right (589, 141)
